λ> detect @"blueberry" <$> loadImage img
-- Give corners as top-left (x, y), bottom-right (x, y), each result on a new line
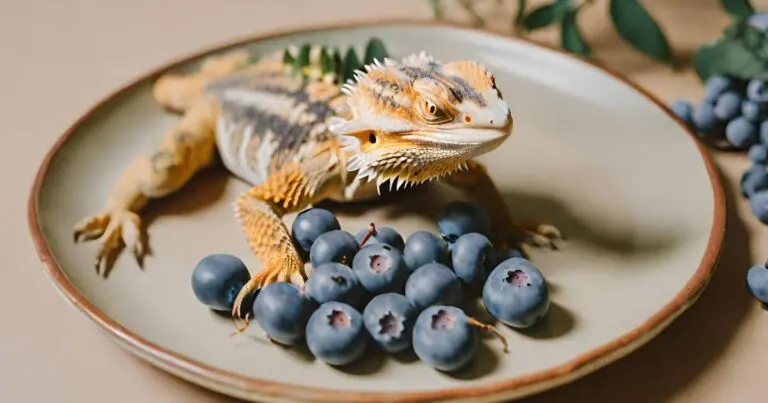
top-left (251, 282), bottom-right (315, 345)
top-left (713, 91), bottom-right (743, 121)
top-left (291, 208), bottom-right (340, 254)
top-left (742, 100), bottom-right (768, 122)
top-left (748, 12), bottom-right (768, 31)
top-left (305, 262), bottom-right (363, 307)
top-left (482, 257), bottom-right (550, 328)
top-left (670, 99), bottom-right (693, 124)
top-left (412, 305), bottom-right (478, 372)
top-left (759, 120), bottom-right (768, 144)
top-left (354, 225), bottom-right (405, 250)
top-left (749, 144), bottom-right (768, 165)
top-left (497, 248), bottom-right (525, 260)
top-left (190, 254), bottom-right (251, 312)
top-left (309, 230), bottom-right (359, 268)
top-left (403, 230), bottom-right (450, 271)
top-left (362, 293), bottom-right (418, 353)
top-left (351, 243), bottom-right (410, 295)
top-left (703, 75), bottom-right (734, 101)
top-left (741, 165), bottom-right (768, 197)
top-left (306, 301), bottom-right (368, 365)
top-left (750, 190), bottom-right (768, 223)
top-left (746, 264), bottom-right (768, 304)
top-left (405, 263), bottom-right (462, 311)
top-left (725, 117), bottom-right (759, 149)
top-left (451, 233), bottom-right (496, 291)
top-left (691, 101), bottom-right (720, 135)
top-left (437, 201), bottom-right (491, 247)
top-left (747, 79), bottom-right (768, 103)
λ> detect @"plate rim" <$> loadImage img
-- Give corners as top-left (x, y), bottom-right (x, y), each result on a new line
top-left (26, 18), bottom-right (726, 402)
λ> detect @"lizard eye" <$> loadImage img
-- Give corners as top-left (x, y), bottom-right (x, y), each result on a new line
top-left (419, 99), bottom-right (452, 124)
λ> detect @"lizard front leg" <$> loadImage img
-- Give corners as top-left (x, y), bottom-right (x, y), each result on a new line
top-left (230, 162), bottom-right (326, 319)
top-left (443, 160), bottom-right (562, 255)
top-left (73, 97), bottom-right (218, 273)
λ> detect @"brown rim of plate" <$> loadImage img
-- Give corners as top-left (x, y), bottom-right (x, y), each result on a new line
top-left (27, 18), bottom-right (726, 403)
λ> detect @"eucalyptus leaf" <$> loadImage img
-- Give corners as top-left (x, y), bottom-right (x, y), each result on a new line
top-left (342, 48), bottom-right (361, 82)
top-left (522, 1), bottom-right (569, 32)
top-left (609, 0), bottom-right (672, 63)
top-left (721, 0), bottom-right (754, 20)
top-left (320, 47), bottom-right (333, 75)
top-left (429, 0), bottom-right (444, 19)
top-left (332, 48), bottom-right (343, 80)
top-left (561, 7), bottom-right (590, 56)
top-left (282, 48), bottom-right (295, 65)
top-left (364, 38), bottom-right (388, 65)
top-left (695, 22), bottom-right (768, 81)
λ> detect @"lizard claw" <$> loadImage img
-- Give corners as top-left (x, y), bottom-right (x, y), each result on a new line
top-left (73, 210), bottom-right (147, 276)
top-left (230, 255), bottom-right (306, 324)
top-left (512, 219), bottom-right (563, 250)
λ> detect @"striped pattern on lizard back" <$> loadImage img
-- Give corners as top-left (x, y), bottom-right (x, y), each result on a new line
top-left (204, 62), bottom-right (343, 186)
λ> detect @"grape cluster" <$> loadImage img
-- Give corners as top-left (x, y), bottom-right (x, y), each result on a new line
top-left (671, 75), bottom-right (768, 308)
top-left (190, 201), bottom-right (554, 372)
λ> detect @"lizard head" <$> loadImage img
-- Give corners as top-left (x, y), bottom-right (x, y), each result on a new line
top-left (328, 51), bottom-right (512, 191)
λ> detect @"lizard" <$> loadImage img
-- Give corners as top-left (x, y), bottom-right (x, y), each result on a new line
top-left (71, 39), bottom-right (562, 320)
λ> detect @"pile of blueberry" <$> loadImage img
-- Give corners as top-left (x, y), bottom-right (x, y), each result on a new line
top-left (190, 201), bottom-right (552, 372)
top-left (669, 76), bottom-right (768, 308)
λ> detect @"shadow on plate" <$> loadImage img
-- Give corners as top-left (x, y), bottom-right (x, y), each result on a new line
top-left (516, 302), bottom-right (576, 340)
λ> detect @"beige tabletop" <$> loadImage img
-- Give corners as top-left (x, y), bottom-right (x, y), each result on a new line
top-left (4, 0), bottom-right (768, 401)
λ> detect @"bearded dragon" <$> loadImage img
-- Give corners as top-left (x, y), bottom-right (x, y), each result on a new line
top-left (72, 39), bottom-right (561, 319)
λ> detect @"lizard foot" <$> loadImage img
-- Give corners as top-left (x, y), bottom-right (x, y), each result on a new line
top-left (73, 210), bottom-right (147, 275)
top-left (230, 254), bottom-right (306, 323)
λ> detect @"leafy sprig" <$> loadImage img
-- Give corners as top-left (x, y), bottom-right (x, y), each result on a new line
top-left (281, 38), bottom-right (389, 83)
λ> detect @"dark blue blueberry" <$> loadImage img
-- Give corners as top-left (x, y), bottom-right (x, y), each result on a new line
top-left (670, 99), bottom-right (693, 124)
top-left (691, 101), bottom-right (720, 135)
top-left (405, 263), bottom-right (462, 311)
top-left (747, 79), bottom-right (768, 103)
top-left (362, 293), bottom-right (418, 353)
top-left (305, 262), bottom-right (363, 307)
top-left (403, 230), bottom-right (450, 271)
top-left (746, 264), bottom-right (768, 304)
top-left (412, 305), bottom-right (478, 372)
top-left (482, 257), bottom-right (550, 328)
top-left (714, 91), bottom-right (743, 121)
top-left (190, 254), bottom-right (251, 312)
top-left (725, 117), bottom-right (759, 149)
top-left (497, 248), bottom-right (525, 261)
top-left (437, 201), bottom-right (491, 248)
top-left (741, 100), bottom-right (768, 122)
top-left (291, 208), bottom-right (340, 254)
top-left (451, 233), bottom-right (496, 292)
top-left (703, 75), bottom-right (735, 101)
top-left (309, 230), bottom-right (359, 268)
top-left (251, 282), bottom-right (315, 345)
top-left (749, 144), bottom-right (768, 165)
top-left (354, 225), bottom-right (405, 250)
top-left (306, 301), bottom-right (368, 366)
top-left (351, 243), bottom-right (410, 295)
top-left (741, 165), bottom-right (768, 198)
top-left (750, 190), bottom-right (768, 223)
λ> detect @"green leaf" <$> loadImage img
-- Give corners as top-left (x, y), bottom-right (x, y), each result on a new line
top-left (296, 43), bottom-right (311, 69)
top-left (364, 38), bottom-right (388, 65)
top-left (320, 47), bottom-right (333, 75)
top-left (342, 48), bottom-right (361, 82)
top-left (720, 0), bottom-right (754, 20)
top-left (522, 1), bottom-right (569, 32)
top-left (282, 48), bottom-right (295, 65)
top-left (332, 48), bottom-right (343, 80)
top-left (609, 0), bottom-right (672, 63)
top-left (694, 22), bottom-right (768, 81)
top-left (561, 7), bottom-right (590, 56)
top-left (515, 0), bottom-right (527, 26)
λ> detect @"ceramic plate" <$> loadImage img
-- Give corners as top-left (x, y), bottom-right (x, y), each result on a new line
top-left (28, 20), bottom-right (725, 402)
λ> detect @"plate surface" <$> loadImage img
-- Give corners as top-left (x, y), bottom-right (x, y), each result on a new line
top-left (28, 20), bottom-right (725, 402)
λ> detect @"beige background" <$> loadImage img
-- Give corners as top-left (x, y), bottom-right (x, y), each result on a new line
top-left (3, 0), bottom-right (768, 401)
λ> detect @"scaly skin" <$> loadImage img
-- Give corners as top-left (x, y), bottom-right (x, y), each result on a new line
top-left (72, 42), bottom-right (561, 321)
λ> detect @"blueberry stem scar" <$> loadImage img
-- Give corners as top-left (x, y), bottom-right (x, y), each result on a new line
top-left (359, 222), bottom-right (378, 247)
top-left (467, 316), bottom-right (509, 353)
